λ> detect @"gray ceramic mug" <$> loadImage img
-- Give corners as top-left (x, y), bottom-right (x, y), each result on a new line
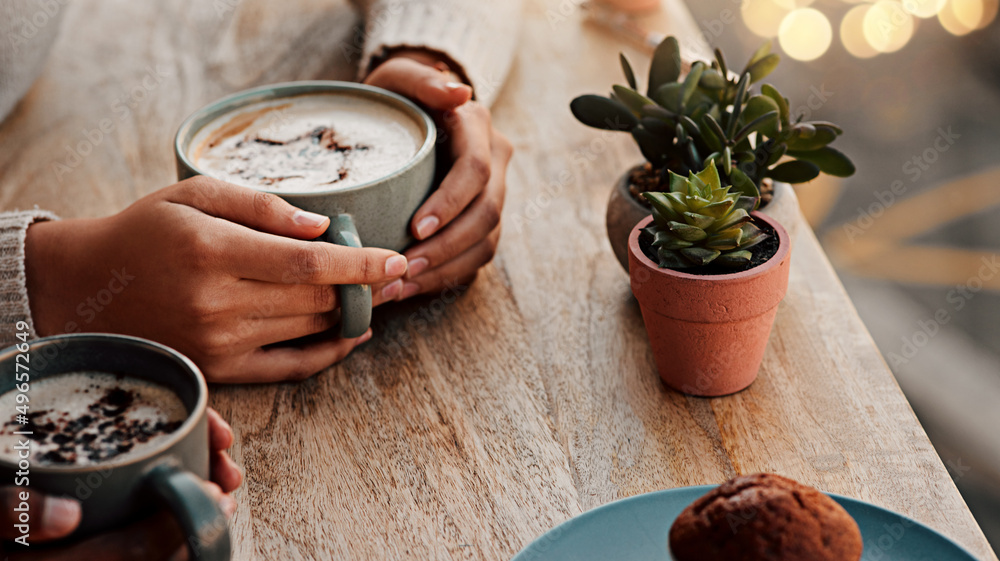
top-left (0, 334), bottom-right (229, 560)
top-left (174, 81), bottom-right (437, 338)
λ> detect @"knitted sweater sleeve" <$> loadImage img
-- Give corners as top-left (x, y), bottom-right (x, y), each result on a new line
top-left (0, 210), bottom-right (59, 345)
top-left (349, 0), bottom-right (523, 107)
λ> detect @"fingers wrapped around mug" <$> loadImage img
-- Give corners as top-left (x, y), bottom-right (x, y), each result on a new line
top-left (385, 129), bottom-right (512, 301)
top-left (0, 487), bottom-right (81, 543)
top-left (202, 328), bottom-right (374, 383)
top-left (207, 408), bottom-right (242, 494)
top-left (363, 56), bottom-right (473, 112)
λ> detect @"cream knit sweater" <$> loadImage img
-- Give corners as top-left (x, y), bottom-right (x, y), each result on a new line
top-left (0, 0), bottom-right (522, 344)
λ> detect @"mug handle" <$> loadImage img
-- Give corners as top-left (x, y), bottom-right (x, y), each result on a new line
top-left (146, 462), bottom-right (231, 561)
top-left (323, 214), bottom-right (372, 339)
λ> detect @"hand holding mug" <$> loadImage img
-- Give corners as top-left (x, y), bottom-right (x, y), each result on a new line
top-left (25, 178), bottom-right (407, 383)
top-left (364, 55), bottom-right (513, 301)
top-left (0, 409), bottom-right (240, 560)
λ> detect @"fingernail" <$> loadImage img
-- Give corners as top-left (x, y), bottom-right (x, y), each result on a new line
top-left (293, 209), bottom-right (329, 228)
top-left (220, 495), bottom-right (236, 518)
top-left (406, 257), bottom-right (429, 278)
top-left (381, 279), bottom-right (403, 300)
top-left (415, 216), bottom-right (439, 239)
top-left (444, 81), bottom-right (467, 91)
top-left (401, 282), bottom-right (421, 299)
top-left (42, 496), bottom-right (81, 535)
top-left (356, 329), bottom-right (373, 344)
top-left (226, 454), bottom-right (242, 475)
top-left (228, 457), bottom-right (245, 489)
top-left (385, 255), bottom-right (408, 276)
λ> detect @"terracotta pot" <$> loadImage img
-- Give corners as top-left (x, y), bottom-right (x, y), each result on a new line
top-left (606, 166), bottom-right (650, 271)
top-left (628, 213), bottom-right (791, 396)
top-left (593, 0), bottom-right (662, 14)
top-left (606, 165), bottom-right (799, 271)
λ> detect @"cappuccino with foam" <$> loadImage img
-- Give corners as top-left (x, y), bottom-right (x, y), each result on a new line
top-left (0, 372), bottom-right (188, 467)
top-left (189, 94), bottom-right (424, 192)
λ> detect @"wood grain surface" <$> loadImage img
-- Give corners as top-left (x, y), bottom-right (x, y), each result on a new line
top-left (0, 0), bottom-right (994, 559)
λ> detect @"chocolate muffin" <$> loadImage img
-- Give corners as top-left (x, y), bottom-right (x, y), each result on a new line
top-left (669, 473), bottom-right (863, 561)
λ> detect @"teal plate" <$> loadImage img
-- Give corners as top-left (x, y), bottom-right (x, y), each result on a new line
top-left (512, 485), bottom-right (979, 561)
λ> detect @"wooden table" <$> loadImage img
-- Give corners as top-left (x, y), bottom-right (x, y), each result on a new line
top-left (1, 0), bottom-right (995, 559)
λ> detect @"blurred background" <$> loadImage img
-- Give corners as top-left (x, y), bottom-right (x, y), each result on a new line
top-left (661, 0), bottom-right (1000, 549)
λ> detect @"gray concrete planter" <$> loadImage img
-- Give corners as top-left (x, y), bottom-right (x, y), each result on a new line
top-left (605, 164), bottom-right (801, 271)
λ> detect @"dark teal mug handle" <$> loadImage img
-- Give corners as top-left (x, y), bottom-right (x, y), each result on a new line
top-left (323, 214), bottom-right (372, 339)
top-left (147, 462), bottom-right (231, 561)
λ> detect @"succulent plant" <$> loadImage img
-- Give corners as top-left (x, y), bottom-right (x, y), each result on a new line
top-left (641, 161), bottom-right (768, 269)
top-left (570, 36), bottom-right (855, 206)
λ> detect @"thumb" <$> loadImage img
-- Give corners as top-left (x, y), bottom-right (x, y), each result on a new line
top-left (0, 487), bottom-right (81, 542)
top-left (7, 511), bottom-right (186, 561)
top-left (364, 57), bottom-right (472, 112)
top-left (166, 177), bottom-right (330, 240)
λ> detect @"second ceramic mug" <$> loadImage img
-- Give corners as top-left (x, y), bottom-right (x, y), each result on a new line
top-left (174, 81), bottom-right (437, 338)
top-left (0, 333), bottom-right (229, 560)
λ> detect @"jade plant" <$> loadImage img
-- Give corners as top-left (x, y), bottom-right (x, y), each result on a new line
top-left (641, 161), bottom-right (767, 269)
top-left (570, 36), bottom-right (855, 206)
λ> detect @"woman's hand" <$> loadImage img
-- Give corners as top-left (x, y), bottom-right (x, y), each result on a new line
top-left (0, 408), bottom-right (240, 560)
top-left (25, 177), bottom-right (409, 383)
top-left (364, 55), bottom-right (513, 301)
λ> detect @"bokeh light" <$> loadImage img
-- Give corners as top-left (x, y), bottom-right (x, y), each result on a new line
top-left (841, 5), bottom-right (880, 58)
top-left (742, 0), bottom-right (792, 38)
top-left (778, 8), bottom-right (833, 61)
top-left (954, 0), bottom-right (985, 26)
top-left (748, 0), bottom-right (994, 59)
top-left (938, 0), bottom-right (978, 33)
top-left (901, 0), bottom-right (948, 17)
top-left (863, 0), bottom-right (916, 53)
top-left (978, 0), bottom-right (999, 27)
top-left (774, 0), bottom-right (816, 8)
